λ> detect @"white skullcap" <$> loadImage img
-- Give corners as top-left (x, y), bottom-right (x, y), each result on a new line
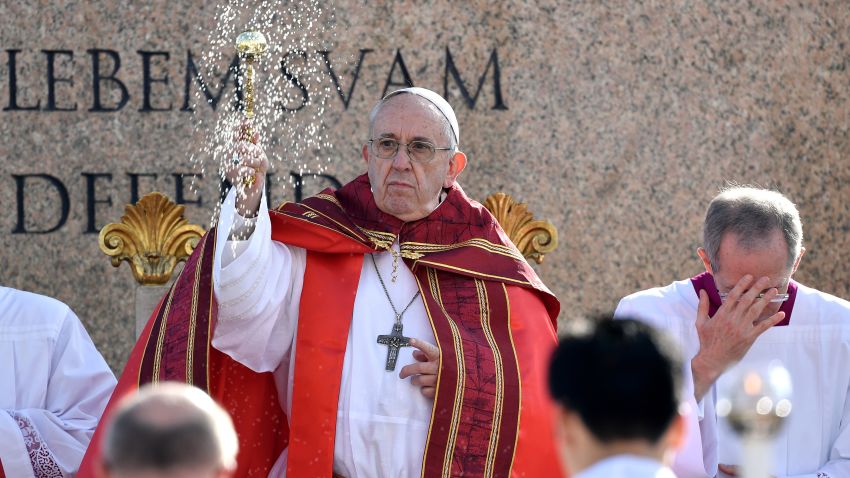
top-left (382, 87), bottom-right (459, 145)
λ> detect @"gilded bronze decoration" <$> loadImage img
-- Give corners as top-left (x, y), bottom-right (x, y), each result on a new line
top-left (99, 192), bottom-right (206, 285)
top-left (483, 193), bottom-right (558, 264)
top-left (235, 30), bottom-right (268, 124)
top-left (234, 30), bottom-right (268, 188)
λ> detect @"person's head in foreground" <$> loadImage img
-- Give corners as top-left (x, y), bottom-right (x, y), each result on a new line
top-left (698, 185), bottom-right (805, 321)
top-left (362, 87), bottom-right (468, 221)
top-left (548, 317), bottom-right (685, 477)
top-left (99, 382), bottom-right (239, 478)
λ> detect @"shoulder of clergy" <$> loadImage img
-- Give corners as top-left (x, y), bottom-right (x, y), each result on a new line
top-left (0, 286), bottom-right (70, 335)
top-left (620, 280), bottom-right (684, 303)
top-left (617, 280), bottom-right (695, 316)
top-left (792, 282), bottom-right (850, 327)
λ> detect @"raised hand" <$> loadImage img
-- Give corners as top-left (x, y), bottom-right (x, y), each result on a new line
top-left (691, 275), bottom-right (786, 400)
top-left (399, 338), bottom-right (440, 399)
top-left (224, 120), bottom-right (268, 218)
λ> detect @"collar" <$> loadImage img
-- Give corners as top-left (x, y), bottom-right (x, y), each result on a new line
top-left (690, 271), bottom-right (796, 326)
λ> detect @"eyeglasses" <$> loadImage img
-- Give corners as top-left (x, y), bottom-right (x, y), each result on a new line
top-left (368, 138), bottom-right (454, 163)
top-left (718, 292), bottom-right (790, 303)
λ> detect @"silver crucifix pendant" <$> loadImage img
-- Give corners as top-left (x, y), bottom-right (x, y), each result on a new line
top-left (377, 321), bottom-right (412, 371)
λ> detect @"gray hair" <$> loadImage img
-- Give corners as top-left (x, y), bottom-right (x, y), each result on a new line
top-left (102, 383), bottom-right (239, 473)
top-left (703, 186), bottom-right (803, 272)
top-left (367, 92), bottom-right (458, 150)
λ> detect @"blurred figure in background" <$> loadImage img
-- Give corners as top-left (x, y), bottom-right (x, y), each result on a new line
top-left (0, 286), bottom-right (116, 477)
top-left (98, 382), bottom-right (238, 478)
top-left (549, 317), bottom-right (685, 478)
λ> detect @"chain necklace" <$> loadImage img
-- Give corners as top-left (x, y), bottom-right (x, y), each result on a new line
top-left (371, 253), bottom-right (421, 371)
top-left (390, 248), bottom-right (400, 282)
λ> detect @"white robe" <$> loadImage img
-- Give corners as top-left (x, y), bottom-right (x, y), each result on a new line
top-left (0, 287), bottom-right (116, 478)
top-left (616, 278), bottom-right (850, 478)
top-left (574, 454), bottom-right (676, 478)
top-left (211, 190), bottom-right (436, 478)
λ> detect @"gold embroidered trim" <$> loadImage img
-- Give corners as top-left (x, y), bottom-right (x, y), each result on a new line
top-left (205, 229), bottom-right (218, 393)
top-left (275, 209), bottom-right (368, 244)
top-left (477, 279), bottom-right (503, 478)
top-left (503, 283), bottom-right (521, 475)
top-left (417, 273), bottom-right (441, 478)
top-left (275, 192), bottom-right (368, 244)
top-left (315, 193), bottom-right (342, 207)
top-left (362, 229), bottom-right (395, 250)
top-left (428, 269), bottom-right (465, 478)
top-left (138, 281), bottom-right (174, 387)
top-left (362, 228), bottom-right (395, 240)
top-left (404, 237), bottom-right (519, 254)
top-left (152, 281), bottom-right (177, 384)
top-left (399, 248), bottom-right (425, 260)
top-left (415, 260), bottom-right (533, 287)
top-left (360, 229), bottom-right (427, 261)
top-left (402, 238), bottom-right (525, 262)
top-left (300, 203), bottom-right (369, 243)
top-left (185, 235), bottom-right (208, 385)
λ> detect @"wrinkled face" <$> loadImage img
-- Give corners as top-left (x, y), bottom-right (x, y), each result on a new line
top-left (709, 229), bottom-right (793, 321)
top-left (363, 94), bottom-right (466, 222)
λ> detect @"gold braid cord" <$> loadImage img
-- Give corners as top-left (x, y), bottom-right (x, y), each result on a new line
top-left (483, 193), bottom-right (558, 264)
top-left (98, 192), bottom-right (206, 285)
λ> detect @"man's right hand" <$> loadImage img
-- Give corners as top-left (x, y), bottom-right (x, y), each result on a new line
top-left (400, 338), bottom-right (441, 399)
top-left (224, 121), bottom-right (269, 218)
top-left (691, 275), bottom-right (786, 401)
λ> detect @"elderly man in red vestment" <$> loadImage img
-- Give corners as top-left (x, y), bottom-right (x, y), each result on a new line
top-left (81, 87), bottom-right (562, 478)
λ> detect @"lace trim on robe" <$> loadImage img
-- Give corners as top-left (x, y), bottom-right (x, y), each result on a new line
top-left (8, 412), bottom-right (63, 478)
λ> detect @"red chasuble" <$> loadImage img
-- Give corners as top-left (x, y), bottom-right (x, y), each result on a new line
top-left (79, 174), bottom-right (563, 478)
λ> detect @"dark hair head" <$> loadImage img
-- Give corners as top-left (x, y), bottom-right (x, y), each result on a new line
top-left (548, 316), bottom-right (683, 443)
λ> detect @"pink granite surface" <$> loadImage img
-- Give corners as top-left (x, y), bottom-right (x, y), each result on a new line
top-left (0, 1), bottom-right (848, 370)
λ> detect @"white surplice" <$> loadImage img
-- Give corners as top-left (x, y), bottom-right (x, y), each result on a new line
top-left (0, 287), bottom-right (116, 478)
top-left (616, 278), bottom-right (850, 478)
top-left (211, 190), bottom-right (436, 478)
top-left (574, 454), bottom-right (677, 478)
top-left (614, 280), bottom-right (718, 478)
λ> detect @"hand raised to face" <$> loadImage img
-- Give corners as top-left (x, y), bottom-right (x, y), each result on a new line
top-left (691, 275), bottom-right (787, 400)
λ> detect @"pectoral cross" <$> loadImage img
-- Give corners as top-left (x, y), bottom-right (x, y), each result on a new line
top-left (377, 320), bottom-right (411, 371)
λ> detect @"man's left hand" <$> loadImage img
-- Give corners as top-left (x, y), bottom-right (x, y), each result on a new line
top-left (399, 338), bottom-right (440, 399)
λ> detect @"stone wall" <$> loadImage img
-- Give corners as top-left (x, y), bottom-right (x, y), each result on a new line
top-left (1, 1), bottom-right (848, 371)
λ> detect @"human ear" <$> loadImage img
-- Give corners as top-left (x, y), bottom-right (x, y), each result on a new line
top-left (659, 413), bottom-right (687, 467)
top-left (667, 413), bottom-right (687, 450)
top-left (362, 144), bottom-right (369, 165)
top-left (443, 151), bottom-right (467, 188)
top-left (791, 247), bottom-right (806, 276)
top-left (697, 247), bottom-right (713, 274)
